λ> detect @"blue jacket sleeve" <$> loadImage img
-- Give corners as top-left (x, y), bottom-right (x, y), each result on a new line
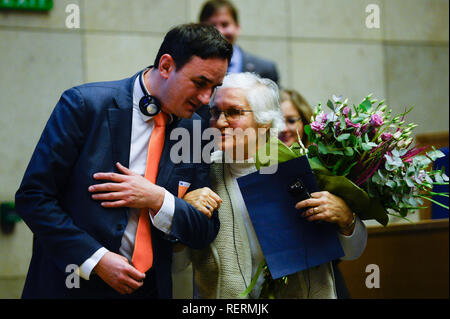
top-left (168, 119), bottom-right (220, 249)
top-left (15, 88), bottom-right (102, 273)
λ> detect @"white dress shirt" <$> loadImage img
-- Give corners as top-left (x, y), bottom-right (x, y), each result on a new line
top-left (77, 76), bottom-right (175, 280)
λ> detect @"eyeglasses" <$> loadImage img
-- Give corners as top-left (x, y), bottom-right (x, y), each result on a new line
top-left (285, 117), bottom-right (302, 125)
top-left (210, 106), bottom-right (254, 121)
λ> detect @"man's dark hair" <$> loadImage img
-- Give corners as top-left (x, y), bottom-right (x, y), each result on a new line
top-left (199, 0), bottom-right (239, 25)
top-left (154, 23), bottom-right (233, 70)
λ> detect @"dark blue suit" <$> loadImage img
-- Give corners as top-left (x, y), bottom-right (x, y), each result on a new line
top-left (241, 47), bottom-right (279, 85)
top-left (15, 72), bottom-right (219, 298)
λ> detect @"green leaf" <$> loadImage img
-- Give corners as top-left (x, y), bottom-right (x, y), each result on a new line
top-left (240, 260), bottom-right (266, 297)
top-left (361, 142), bottom-right (373, 151)
top-left (405, 176), bottom-right (415, 187)
top-left (329, 148), bottom-right (344, 155)
top-left (327, 99), bottom-right (335, 111)
top-left (307, 144), bottom-right (318, 157)
top-left (255, 137), bottom-right (298, 170)
top-left (372, 173), bottom-right (382, 184)
top-left (308, 156), bottom-right (329, 172)
top-left (386, 180), bottom-right (396, 188)
top-left (318, 142), bottom-right (330, 155)
top-left (304, 124), bottom-right (312, 137)
top-left (332, 158), bottom-right (345, 175)
top-left (290, 142), bottom-right (303, 157)
top-left (336, 133), bottom-right (350, 142)
top-left (344, 147), bottom-right (354, 156)
top-left (359, 98), bottom-right (372, 112)
top-left (352, 117), bottom-right (364, 124)
top-left (427, 149), bottom-right (445, 161)
top-left (435, 174), bottom-right (444, 184)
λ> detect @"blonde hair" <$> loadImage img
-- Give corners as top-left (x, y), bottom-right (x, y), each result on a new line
top-left (280, 89), bottom-right (313, 145)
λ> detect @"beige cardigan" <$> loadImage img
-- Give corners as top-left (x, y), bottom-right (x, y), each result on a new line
top-left (179, 160), bottom-right (367, 299)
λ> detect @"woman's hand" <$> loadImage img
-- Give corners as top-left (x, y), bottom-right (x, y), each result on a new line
top-left (295, 191), bottom-right (356, 235)
top-left (183, 187), bottom-right (223, 219)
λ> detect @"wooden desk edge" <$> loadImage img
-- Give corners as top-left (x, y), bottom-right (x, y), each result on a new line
top-left (367, 219), bottom-right (449, 235)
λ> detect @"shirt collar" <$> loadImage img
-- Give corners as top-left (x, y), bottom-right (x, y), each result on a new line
top-left (228, 45), bottom-right (243, 74)
top-left (133, 76), bottom-right (154, 122)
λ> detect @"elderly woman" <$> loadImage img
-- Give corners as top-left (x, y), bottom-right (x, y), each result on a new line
top-left (174, 72), bottom-right (367, 299)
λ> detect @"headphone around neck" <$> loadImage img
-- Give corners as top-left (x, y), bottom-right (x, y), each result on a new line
top-left (139, 67), bottom-right (162, 117)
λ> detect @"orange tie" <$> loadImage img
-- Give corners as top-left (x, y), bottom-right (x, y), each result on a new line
top-left (132, 112), bottom-right (168, 273)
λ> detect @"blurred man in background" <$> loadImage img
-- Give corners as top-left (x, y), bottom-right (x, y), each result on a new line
top-left (199, 0), bottom-right (279, 84)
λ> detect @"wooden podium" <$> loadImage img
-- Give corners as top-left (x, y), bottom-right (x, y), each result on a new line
top-left (339, 219), bottom-right (449, 298)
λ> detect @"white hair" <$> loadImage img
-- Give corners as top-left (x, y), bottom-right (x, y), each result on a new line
top-left (216, 72), bottom-right (285, 135)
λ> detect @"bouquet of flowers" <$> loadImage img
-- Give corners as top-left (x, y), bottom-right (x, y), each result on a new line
top-left (248, 93), bottom-right (449, 298)
top-left (304, 94), bottom-right (449, 224)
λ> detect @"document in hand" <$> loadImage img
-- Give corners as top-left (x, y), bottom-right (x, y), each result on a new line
top-left (237, 156), bottom-right (345, 279)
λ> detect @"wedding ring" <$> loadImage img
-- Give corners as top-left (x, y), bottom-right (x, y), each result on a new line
top-left (313, 207), bottom-right (318, 214)
top-left (205, 205), bottom-right (211, 210)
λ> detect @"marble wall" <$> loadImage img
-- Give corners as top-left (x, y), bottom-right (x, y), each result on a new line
top-left (0, 0), bottom-right (448, 299)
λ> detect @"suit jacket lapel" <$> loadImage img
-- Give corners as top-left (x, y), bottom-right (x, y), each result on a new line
top-left (108, 73), bottom-right (138, 170)
top-left (240, 48), bottom-right (254, 73)
top-left (108, 108), bottom-right (132, 168)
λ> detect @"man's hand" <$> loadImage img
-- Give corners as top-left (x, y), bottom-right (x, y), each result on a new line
top-left (183, 187), bottom-right (222, 218)
top-left (93, 251), bottom-right (145, 295)
top-left (89, 162), bottom-right (165, 211)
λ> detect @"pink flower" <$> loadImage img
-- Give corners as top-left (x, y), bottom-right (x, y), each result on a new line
top-left (370, 114), bottom-right (383, 127)
top-left (316, 112), bottom-right (328, 123)
top-left (342, 107), bottom-right (350, 117)
top-left (311, 121), bottom-right (325, 132)
top-left (381, 132), bottom-right (393, 141)
top-left (335, 122), bottom-right (341, 134)
top-left (415, 170), bottom-right (426, 183)
top-left (345, 118), bottom-right (361, 130)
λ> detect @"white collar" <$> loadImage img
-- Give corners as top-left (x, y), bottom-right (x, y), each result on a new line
top-left (211, 150), bottom-right (257, 178)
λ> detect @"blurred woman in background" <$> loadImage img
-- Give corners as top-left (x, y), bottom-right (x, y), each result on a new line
top-left (278, 89), bottom-right (312, 148)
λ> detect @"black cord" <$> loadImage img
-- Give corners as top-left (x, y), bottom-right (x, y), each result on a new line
top-left (222, 159), bottom-right (248, 290)
top-left (299, 219), bottom-right (311, 298)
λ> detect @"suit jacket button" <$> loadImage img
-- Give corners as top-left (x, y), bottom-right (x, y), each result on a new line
top-left (116, 224), bottom-right (124, 231)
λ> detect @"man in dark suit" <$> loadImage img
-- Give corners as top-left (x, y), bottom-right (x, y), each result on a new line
top-left (199, 0), bottom-right (279, 84)
top-left (15, 23), bottom-right (232, 299)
